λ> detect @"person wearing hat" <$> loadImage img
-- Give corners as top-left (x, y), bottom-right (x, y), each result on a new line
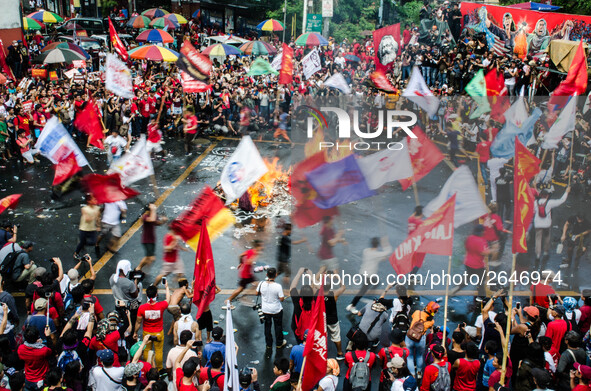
top-left (533, 185), bottom-right (570, 271)
top-left (406, 301), bottom-right (440, 379)
top-left (510, 305), bottom-right (542, 369)
top-left (60, 254), bottom-right (95, 300)
top-left (378, 328), bottom-right (409, 390)
top-left (11, 240), bottom-right (36, 284)
top-left (451, 224), bottom-right (491, 297)
top-left (238, 367), bottom-right (259, 391)
top-left (530, 367), bottom-right (552, 390)
top-left (420, 345), bottom-right (449, 391)
top-left (203, 327), bottom-right (224, 368)
top-left (571, 362), bottom-right (591, 390)
top-left (384, 354), bottom-right (415, 391)
top-left (88, 349), bottom-right (124, 391)
top-left (25, 298), bottom-right (57, 344)
top-left (556, 330), bottom-right (586, 390)
top-left (122, 362), bottom-right (143, 391)
top-left (317, 358), bottom-right (340, 391)
top-left (546, 304), bottom-right (570, 356)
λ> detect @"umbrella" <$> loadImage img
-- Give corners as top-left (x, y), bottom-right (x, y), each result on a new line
top-left (61, 21), bottom-right (84, 30)
top-left (202, 43), bottom-right (243, 57)
top-left (141, 8), bottom-right (169, 19)
top-left (41, 42), bottom-right (90, 59)
top-left (128, 45), bottom-right (179, 62)
top-left (23, 17), bottom-right (44, 30)
top-left (127, 15), bottom-right (151, 28)
top-left (164, 13), bottom-right (187, 25)
top-left (149, 17), bottom-right (179, 29)
top-left (192, 9), bottom-right (201, 19)
top-left (27, 10), bottom-right (63, 23)
top-left (239, 40), bottom-right (277, 56)
top-left (344, 54), bottom-right (361, 62)
top-left (34, 48), bottom-right (86, 64)
top-left (295, 32), bottom-right (328, 46)
top-left (256, 19), bottom-right (284, 32)
top-left (136, 29), bottom-right (174, 43)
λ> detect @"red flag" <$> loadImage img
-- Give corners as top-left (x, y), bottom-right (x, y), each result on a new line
top-left (73, 99), bottom-right (105, 149)
top-left (192, 222), bottom-right (216, 320)
top-left (370, 70), bottom-right (397, 93)
top-left (389, 195), bottom-right (455, 274)
top-left (278, 43), bottom-right (294, 85)
top-left (53, 153), bottom-right (81, 186)
top-left (291, 152), bottom-right (338, 228)
top-left (485, 69), bottom-right (510, 123)
top-left (398, 126), bottom-right (444, 191)
top-left (0, 194), bottom-right (21, 215)
top-left (301, 285), bottom-right (327, 391)
top-left (81, 173), bottom-right (140, 204)
top-left (512, 138), bottom-right (538, 253)
top-left (109, 17), bottom-right (129, 61)
top-left (548, 40), bottom-right (588, 120)
top-left (373, 24), bottom-right (401, 72)
top-left (0, 41), bottom-right (15, 81)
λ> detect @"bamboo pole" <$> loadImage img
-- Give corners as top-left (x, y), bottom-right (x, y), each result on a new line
top-left (500, 253), bottom-right (517, 385)
top-left (441, 255), bottom-right (452, 346)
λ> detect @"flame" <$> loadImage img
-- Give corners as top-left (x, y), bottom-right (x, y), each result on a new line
top-left (326, 140), bottom-right (353, 162)
top-left (305, 124), bottom-right (325, 157)
top-left (249, 157), bottom-right (291, 210)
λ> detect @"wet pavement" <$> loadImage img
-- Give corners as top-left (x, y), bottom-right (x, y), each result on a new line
top-left (2, 133), bottom-right (589, 389)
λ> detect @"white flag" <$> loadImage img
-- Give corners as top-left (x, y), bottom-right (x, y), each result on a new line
top-left (402, 66), bottom-right (439, 117)
top-left (108, 136), bottom-right (154, 185)
top-left (503, 96), bottom-right (528, 128)
top-left (424, 165), bottom-right (488, 227)
top-left (271, 52), bottom-right (282, 71)
top-left (106, 53), bottom-right (133, 99)
top-left (302, 48), bottom-right (322, 80)
top-left (220, 135), bottom-right (268, 203)
top-left (35, 116), bottom-right (89, 167)
top-left (542, 95), bottom-right (577, 149)
top-left (357, 141), bottom-right (413, 190)
top-left (324, 72), bottom-right (351, 94)
top-left (584, 91), bottom-right (591, 114)
top-left (223, 307), bottom-right (240, 391)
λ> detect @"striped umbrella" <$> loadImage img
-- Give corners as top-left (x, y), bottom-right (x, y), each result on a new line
top-left (136, 29), bottom-right (174, 43)
top-left (128, 45), bottom-right (179, 62)
top-left (27, 10), bottom-right (63, 23)
top-left (202, 43), bottom-right (243, 57)
top-left (295, 32), bottom-right (329, 46)
top-left (239, 40), bottom-right (277, 56)
top-left (127, 15), bottom-right (151, 28)
top-left (141, 8), bottom-right (169, 19)
top-left (164, 13), bottom-right (187, 25)
top-left (34, 48), bottom-right (86, 64)
top-left (256, 19), bottom-right (284, 32)
top-left (149, 17), bottom-right (179, 29)
top-left (23, 17), bottom-right (44, 30)
top-left (41, 41), bottom-right (90, 59)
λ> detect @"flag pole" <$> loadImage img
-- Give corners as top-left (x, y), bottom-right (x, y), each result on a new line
top-left (500, 252), bottom-right (517, 385)
top-left (411, 176), bottom-right (420, 206)
top-left (567, 128), bottom-right (576, 187)
top-left (296, 357), bottom-right (307, 390)
top-left (441, 254), bottom-right (452, 347)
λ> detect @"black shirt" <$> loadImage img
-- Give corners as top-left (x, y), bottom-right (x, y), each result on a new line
top-left (277, 235), bottom-right (290, 263)
top-left (324, 291), bottom-right (338, 325)
top-left (567, 215), bottom-right (591, 236)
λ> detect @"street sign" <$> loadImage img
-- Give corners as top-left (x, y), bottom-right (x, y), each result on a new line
top-left (322, 0), bottom-right (333, 17)
top-left (305, 13), bottom-right (323, 33)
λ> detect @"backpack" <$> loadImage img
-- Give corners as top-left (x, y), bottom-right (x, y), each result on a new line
top-left (207, 368), bottom-right (223, 391)
top-left (62, 283), bottom-right (75, 317)
top-left (392, 305), bottom-right (411, 332)
top-left (537, 198), bottom-right (549, 218)
top-left (57, 349), bottom-right (81, 371)
top-left (407, 319), bottom-right (426, 342)
top-left (381, 348), bottom-right (408, 391)
top-left (430, 363), bottom-right (451, 391)
top-left (559, 319), bottom-right (573, 353)
top-left (0, 244), bottom-right (24, 279)
top-left (350, 351), bottom-right (371, 391)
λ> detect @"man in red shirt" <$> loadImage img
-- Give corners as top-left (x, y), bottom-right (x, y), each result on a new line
top-left (476, 134), bottom-right (493, 188)
top-left (18, 326), bottom-right (53, 390)
top-left (154, 228), bottom-right (187, 286)
top-left (133, 283), bottom-right (171, 370)
top-left (572, 363), bottom-right (591, 391)
top-left (452, 342), bottom-right (481, 391)
top-left (378, 329), bottom-right (409, 387)
top-left (546, 304), bottom-right (568, 356)
top-left (452, 225), bottom-right (491, 297)
top-left (226, 239), bottom-right (264, 307)
top-left (181, 109), bottom-right (198, 156)
top-left (198, 351), bottom-right (225, 389)
top-left (344, 332), bottom-right (376, 391)
top-left (420, 345), bottom-right (450, 391)
top-left (482, 204), bottom-right (510, 269)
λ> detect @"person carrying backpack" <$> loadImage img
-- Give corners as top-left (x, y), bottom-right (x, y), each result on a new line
top-left (344, 331), bottom-right (376, 391)
top-left (420, 345), bottom-right (450, 391)
top-left (378, 329), bottom-right (409, 391)
top-left (406, 301), bottom-right (440, 380)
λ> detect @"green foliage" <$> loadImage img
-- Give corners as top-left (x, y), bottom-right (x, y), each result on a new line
top-left (330, 0), bottom-right (378, 42)
top-left (266, 0), bottom-right (304, 40)
top-left (101, 0), bottom-right (118, 16)
top-left (399, 1), bottom-right (422, 25)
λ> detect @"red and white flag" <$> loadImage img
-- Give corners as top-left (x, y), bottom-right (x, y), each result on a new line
top-left (108, 136), bottom-right (154, 185)
top-left (53, 153), bottom-right (81, 186)
top-left (402, 66), bottom-right (439, 117)
top-left (398, 126), bottom-right (444, 191)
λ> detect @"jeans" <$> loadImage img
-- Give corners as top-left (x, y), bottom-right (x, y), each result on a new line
top-left (480, 161), bottom-right (489, 187)
top-left (75, 230), bottom-right (97, 254)
top-left (402, 66), bottom-right (411, 80)
top-left (263, 310), bottom-right (284, 347)
top-left (24, 380), bottom-right (41, 391)
top-left (405, 334), bottom-right (426, 376)
top-left (143, 329), bottom-right (164, 369)
top-left (421, 66), bottom-right (431, 85)
top-left (439, 72), bottom-right (447, 86)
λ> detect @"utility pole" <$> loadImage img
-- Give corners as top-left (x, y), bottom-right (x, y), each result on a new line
top-left (283, 0), bottom-right (287, 42)
top-left (302, 0), bottom-right (308, 35)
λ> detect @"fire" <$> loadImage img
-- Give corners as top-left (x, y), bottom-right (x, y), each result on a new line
top-left (326, 140), bottom-right (353, 162)
top-left (249, 157), bottom-right (291, 210)
top-left (305, 124), bottom-right (324, 157)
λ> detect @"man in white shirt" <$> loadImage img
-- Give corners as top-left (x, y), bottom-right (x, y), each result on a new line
top-left (88, 349), bottom-right (124, 391)
top-left (104, 130), bottom-right (128, 164)
top-left (533, 186), bottom-right (570, 270)
top-left (257, 268), bottom-right (286, 349)
top-left (98, 200), bottom-right (127, 254)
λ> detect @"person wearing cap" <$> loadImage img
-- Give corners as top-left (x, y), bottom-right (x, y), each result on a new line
top-left (88, 349), bottom-right (124, 391)
top-left (203, 327), bottom-right (224, 368)
top-left (530, 367), bottom-right (552, 390)
top-left (533, 185), bottom-right (570, 271)
top-left (25, 298), bottom-right (57, 344)
top-left (317, 358), bottom-right (340, 391)
top-left (238, 367), bottom-right (260, 391)
top-left (11, 240), bottom-right (36, 284)
top-left (60, 254), bottom-right (95, 301)
top-left (510, 305), bottom-right (543, 368)
top-left (546, 304), bottom-right (570, 356)
top-left (571, 362), bottom-right (591, 391)
top-left (406, 301), bottom-right (439, 379)
top-left (451, 224), bottom-right (491, 297)
top-left (556, 331), bottom-right (586, 390)
top-left (17, 326), bottom-right (54, 391)
top-left (378, 328), bottom-right (409, 390)
top-left (419, 344), bottom-right (449, 391)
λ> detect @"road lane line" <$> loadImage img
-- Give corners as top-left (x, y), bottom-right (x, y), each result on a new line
top-left (83, 142), bottom-right (218, 279)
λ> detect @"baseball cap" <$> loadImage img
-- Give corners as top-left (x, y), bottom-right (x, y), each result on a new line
top-left (574, 363), bottom-right (591, 381)
top-left (212, 327), bottom-right (223, 340)
top-left (550, 304), bottom-right (565, 316)
top-left (34, 298), bottom-right (47, 311)
top-left (129, 341), bottom-right (145, 358)
top-left (386, 354), bottom-right (406, 369)
top-left (67, 269), bottom-right (79, 285)
top-left (124, 362), bottom-right (143, 378)
top-left (531, 368), bottom-right (552, 388)
top-left (464, 326), bottom-right (477, 338)
top-left (33, 267), bottom-right (47, 279)
top-left (21, 241), bottom-right (34, 249)
top-left (523, 306), bottom-right (540, 318)
top-left (97, 349), bottom-right (114, 364)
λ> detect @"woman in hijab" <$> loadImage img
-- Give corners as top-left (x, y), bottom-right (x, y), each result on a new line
top-left (527, 18), bottom-right (550, 55)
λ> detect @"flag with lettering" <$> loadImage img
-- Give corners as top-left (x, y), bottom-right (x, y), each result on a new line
top-left (301, 285), bottom-right (327, 391)
top-left (108, 17), bottom-right (128, 61)
top-left (513, 138), bottom-right (539, 253)
top-left (193, 222), bottom-right (216, 320)
top-left (390, 195), bottom-right (455, 274)
top-left (357, 141), bottom-right (413, 190)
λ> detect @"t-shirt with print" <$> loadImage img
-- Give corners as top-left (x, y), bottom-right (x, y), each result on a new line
top-left (138, 300), bottom-right (168, 333)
